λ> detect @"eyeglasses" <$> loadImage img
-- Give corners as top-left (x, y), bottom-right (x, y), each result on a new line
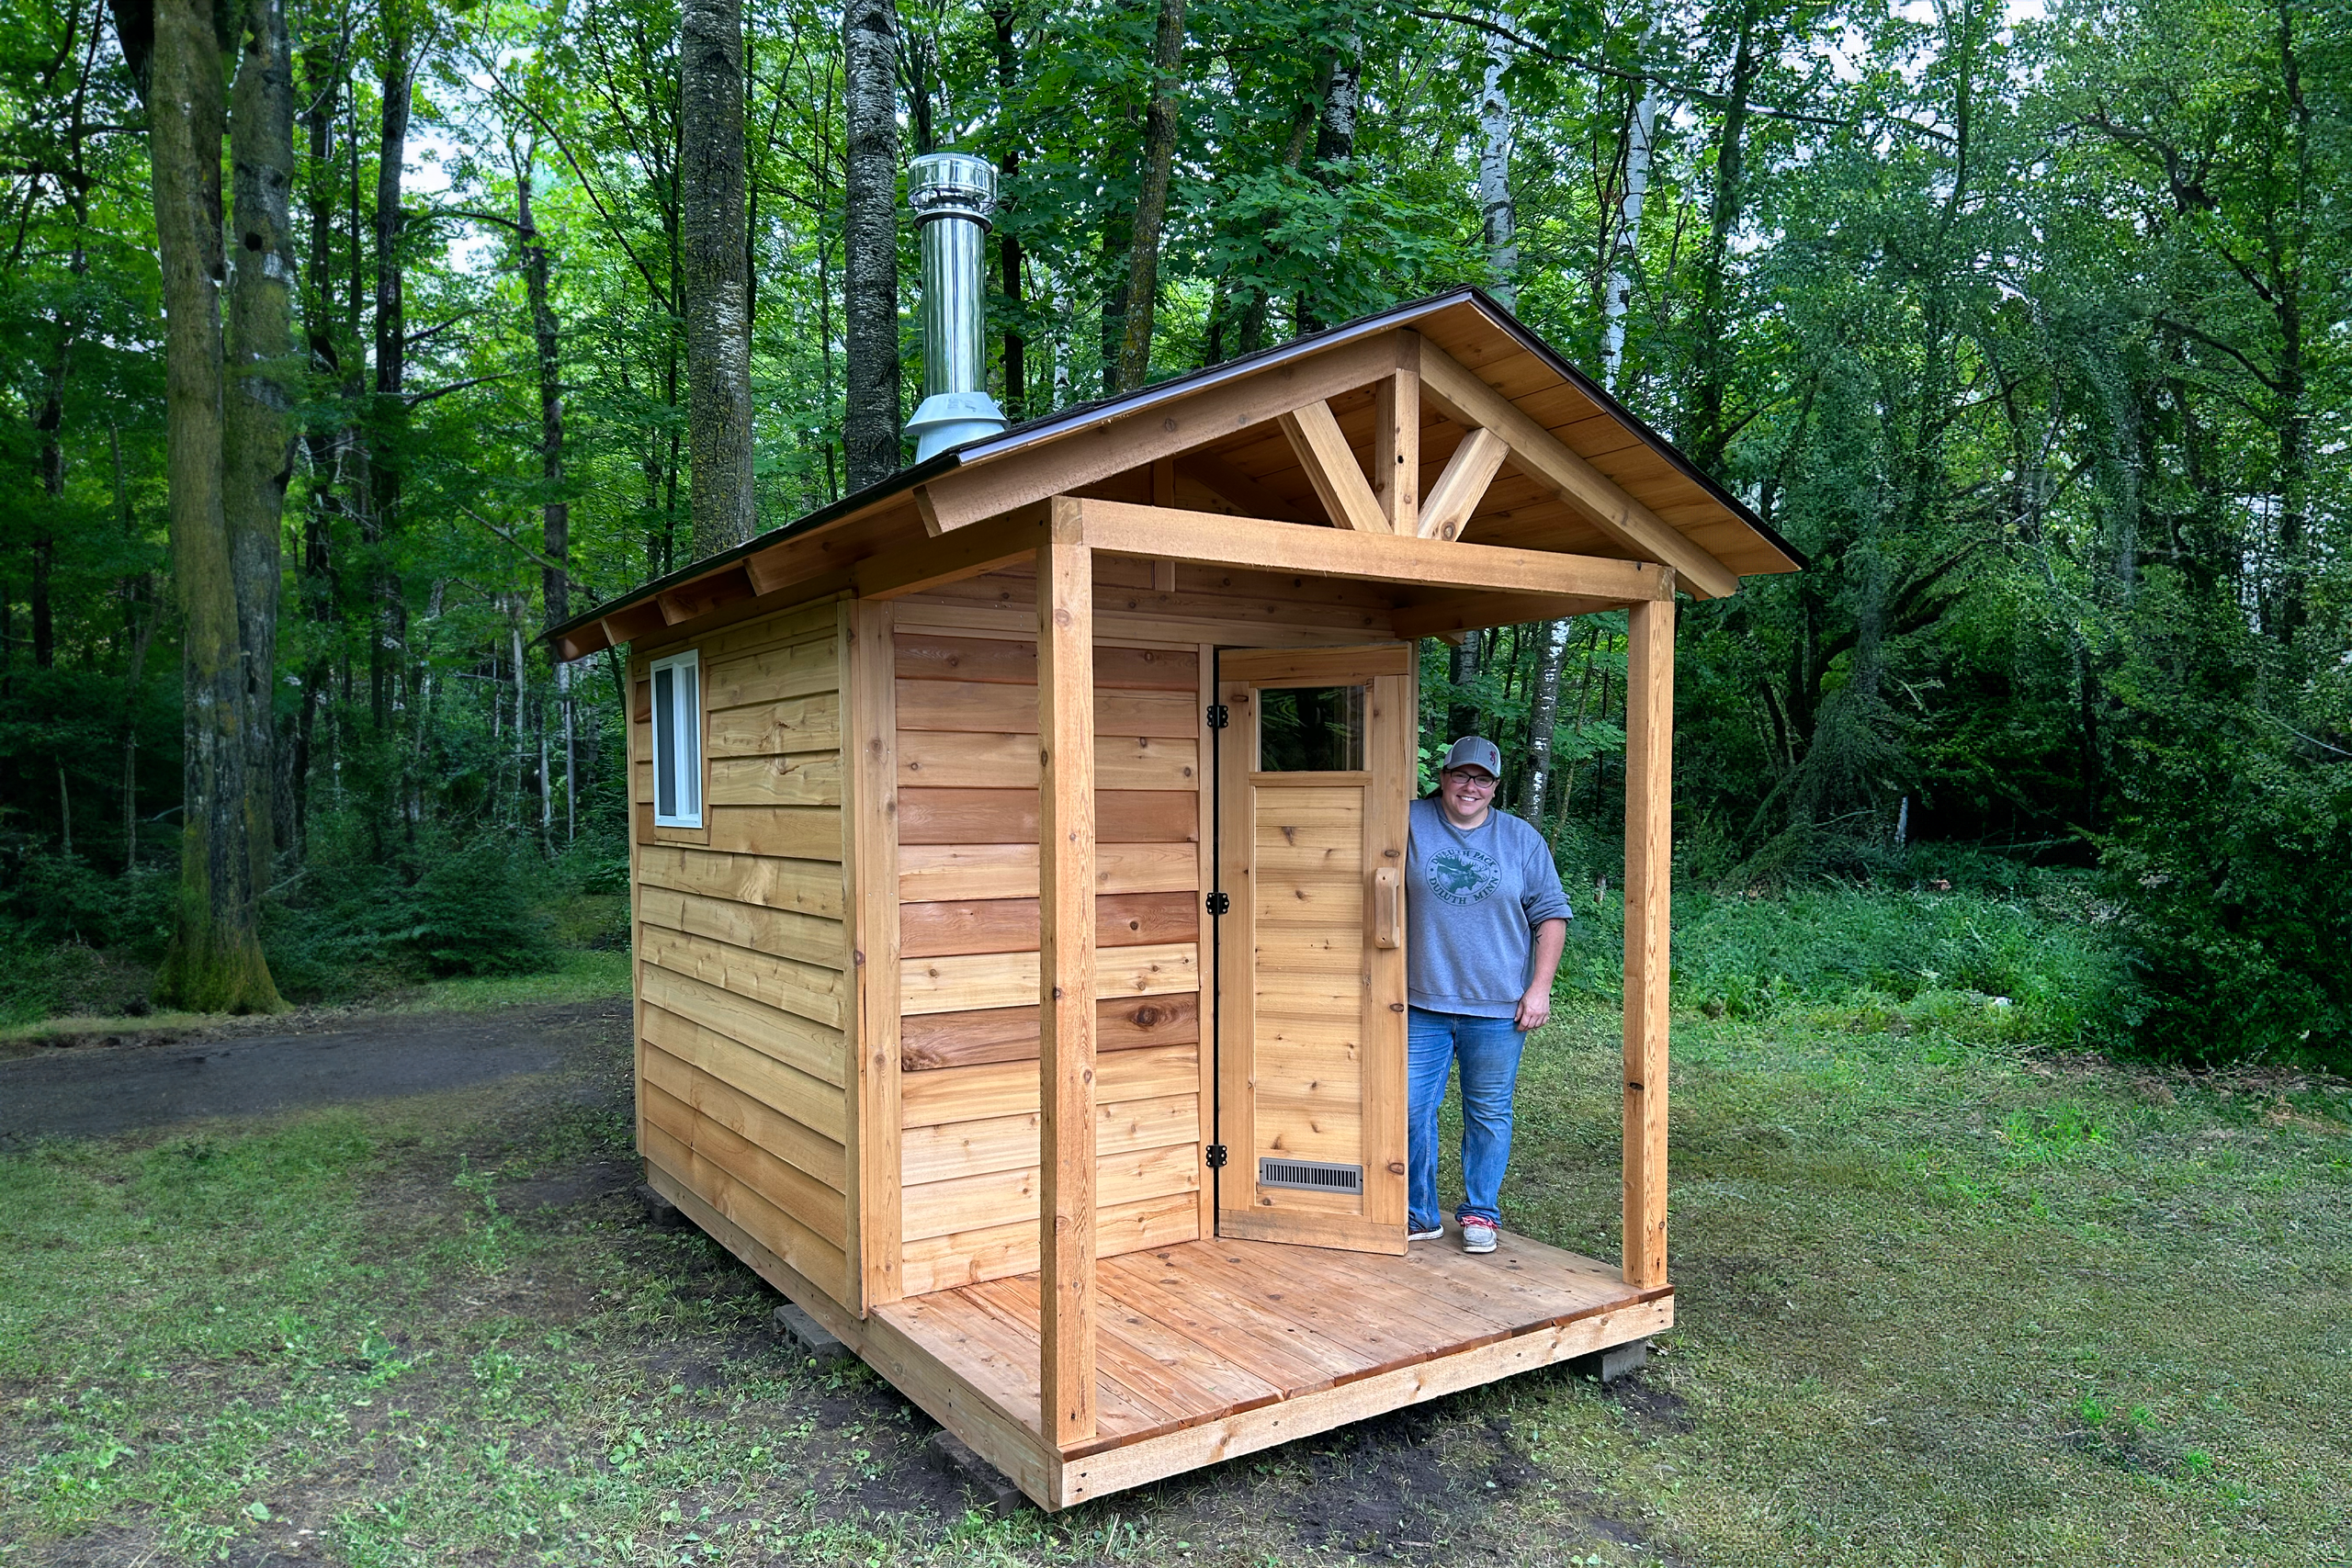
top-left (1442, 769), bottom-right (1498, 792)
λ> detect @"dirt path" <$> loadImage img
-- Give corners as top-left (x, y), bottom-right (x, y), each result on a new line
top-left (0, 999), bottom-right (629, 1146)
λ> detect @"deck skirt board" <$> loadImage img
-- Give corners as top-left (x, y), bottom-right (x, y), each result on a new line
top-left (867, 1226), bottom-right (1672, 1491)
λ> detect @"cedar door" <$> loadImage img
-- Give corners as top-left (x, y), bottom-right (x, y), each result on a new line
top-left (1213, 644), bottom-right (1414, 1255)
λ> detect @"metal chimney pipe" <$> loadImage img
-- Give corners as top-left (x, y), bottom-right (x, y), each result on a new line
top-left (906, 152), bottom-right (1008, 461)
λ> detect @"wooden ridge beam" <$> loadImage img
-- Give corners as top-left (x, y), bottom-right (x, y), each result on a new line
top-left (1069, 497), bottom-right (1673, 604)
top-left (1416, 344), bottom-right (1741, 599)
top-left (1277, 400), bottom-right (1387, 532)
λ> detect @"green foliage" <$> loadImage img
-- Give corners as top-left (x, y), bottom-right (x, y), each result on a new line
top-left (2094, 571), bottom-right (2352, 1071)
top-left (265, 833), bottom-right (559, 1003)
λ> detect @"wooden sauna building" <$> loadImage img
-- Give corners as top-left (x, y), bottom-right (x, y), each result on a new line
top-left (548, 288), bottom-right (1802, 1508)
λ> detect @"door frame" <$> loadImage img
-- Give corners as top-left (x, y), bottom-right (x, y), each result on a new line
top-left (1209, 641), bottom-right (1416, 1253)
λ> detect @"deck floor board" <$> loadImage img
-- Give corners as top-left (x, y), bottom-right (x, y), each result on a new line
top-left (873, 1225), bottom-right (1659, 1456)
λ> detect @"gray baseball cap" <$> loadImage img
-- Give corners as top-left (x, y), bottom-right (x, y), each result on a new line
top-left (1442, 736), bottom-right (1502, 777)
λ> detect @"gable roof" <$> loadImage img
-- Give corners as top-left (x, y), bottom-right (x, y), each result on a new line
top-left (548, 287), bottom-right (1803, 658)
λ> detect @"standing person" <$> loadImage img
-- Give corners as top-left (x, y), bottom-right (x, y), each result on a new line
top-left (1405, 736), bottom-right (1571, 1253)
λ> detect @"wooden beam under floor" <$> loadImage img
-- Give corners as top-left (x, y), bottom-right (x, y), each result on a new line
top-left (1037, 498), bottom-right (1100, 1446)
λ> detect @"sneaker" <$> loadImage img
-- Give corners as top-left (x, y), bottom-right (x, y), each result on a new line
top-left (1408, 1224), bottom-right (1445, 1242)
top-left (1460, 1218), bottom-right (1498, 1254)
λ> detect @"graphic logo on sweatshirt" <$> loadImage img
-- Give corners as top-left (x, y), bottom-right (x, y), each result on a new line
top-left (1425, 848), bottom-right (1500, 907)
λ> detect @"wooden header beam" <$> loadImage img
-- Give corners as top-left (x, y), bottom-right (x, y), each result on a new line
top-left (1069, 497), bottom-right (1672, 604)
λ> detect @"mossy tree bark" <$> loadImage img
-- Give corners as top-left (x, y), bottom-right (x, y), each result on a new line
top-left (150, 0), bottom-right (288, 1014)
top-left (842, 0), bottom-right (900, 490)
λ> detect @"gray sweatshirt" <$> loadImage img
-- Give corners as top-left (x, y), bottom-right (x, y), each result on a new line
top-left (1405, 797), bottom-right (1573, 1019)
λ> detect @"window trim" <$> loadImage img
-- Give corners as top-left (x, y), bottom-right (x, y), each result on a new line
top-left (650, 648), bottom-right (704, 829)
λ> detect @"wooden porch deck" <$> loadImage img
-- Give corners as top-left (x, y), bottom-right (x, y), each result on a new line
top-left (873, 1224), bottom-right (1674, 1507)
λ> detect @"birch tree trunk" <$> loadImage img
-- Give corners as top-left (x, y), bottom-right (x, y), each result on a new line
top-left (842, 0), bottom-right (902, 489)
top-left (151, 0), bottom-right (282, 1011)
top-left (1115, 0), bottom-right (1185, 391)
top-left (1600, 80), bottom-right (1658, 391)
top-left (1475, 13), bottom-right (1517, 309)
top-left (682, 0), bottom-right (755, 558)
top-left (1521, 618), bottom-right (1571, 820)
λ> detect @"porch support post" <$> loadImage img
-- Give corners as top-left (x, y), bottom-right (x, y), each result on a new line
top-left (1037, 497), bottom-right (1098, 1444)
top-left (1622, 596), bottom-right (1674, 1289)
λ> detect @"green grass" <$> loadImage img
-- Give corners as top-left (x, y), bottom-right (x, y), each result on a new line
top-left (2, 882), bottom-right (2346, 1566)
top-left (389, 947), bottom-right (634, 1013)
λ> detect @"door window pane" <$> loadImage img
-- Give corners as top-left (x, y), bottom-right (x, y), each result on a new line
top-left (1258, 684), bottom-right (1365, 772)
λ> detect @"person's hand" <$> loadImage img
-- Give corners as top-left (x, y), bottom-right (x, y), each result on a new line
top-left (1514, 985), bottom-right (1552, 1033)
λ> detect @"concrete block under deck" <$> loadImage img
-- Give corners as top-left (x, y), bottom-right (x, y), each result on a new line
top-left (649, 1163), bottom-right (1669, 1510)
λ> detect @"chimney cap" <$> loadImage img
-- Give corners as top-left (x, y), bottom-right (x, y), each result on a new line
top-left (908, 152), bottom-right (996, 227)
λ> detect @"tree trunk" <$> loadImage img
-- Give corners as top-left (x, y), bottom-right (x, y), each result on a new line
top-left (225, 0), bottom-right (296, 904)
top-left (151, 0), bottom-right (282, 1011)
top-left (368, 29), bottom-right (413, 731)
top-left (1115, 0), bottom-right (1185, 390)
top-left (842, 0), bottom-right (901, 489)
top-left (1600, 78), bottom-right (1658, 389)
top-left (1447, 636), bottom-right (1481, 740)
top-left (990, 5), bottom-right (1023, 419)
top-left (513, 148), bottom-right (568, 632)
top-left (682, 0), bottom-right (755, 558)
top-left (1521, 618), bottom-right (1571, 821)
top-left (1475, 12), bottom-right (1517, 309)
top-left (1686, 3), bottom-right (1758, 471)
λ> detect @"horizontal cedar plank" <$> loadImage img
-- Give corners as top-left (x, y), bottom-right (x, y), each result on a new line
top-left (899, 788), bottom-right (1197, 845)
top-left (895, 633), bottom-right (1197, 691)
top-left (640, 999), bottom-right (848, 1146)
top-left (900, 1141), bottom-right (1201, 1243)
top-left (897, 1190), bottom-right (1201, 1301)
top-left (901, 1043), bottom-right (1199, 1128)
top-left (899, 1089), bottom-right (1200, 1186)
top-left (900, 942), bottom-right (1196, 1015)
top-left (699, 598), bottom-right (841, 657)
top-left (896, 679), bottom-right (1198, 739)
top-left (638, 844), bottom-right (844, 919)
top-left (640, 1070), bottom-right (849, 1246)
top-left (640, 923), bottom-right (848, 1030)
top-left (640, 1122), bottom-right (847, 1304)
top-left (702, 806), bottom-right (842, 861)
top-left (640, 962), bottom-right (846, 1089)
top-left (898, 730), bottom-right (1196, 790)
top-left (899, 891), bottom-right (1196, 959)
top-left (706, 692), bottom-right (840, 758)
top-left (900, 993), bottom-right (1199, 1072)
top-left (639, 885), bottom-right (846, 967)
top-left (899, 841), bottom-right (1198, 901)
top-left (707, 751), bottom-right (842, 807)
top-left (704, 637), bottom-right (838, 708)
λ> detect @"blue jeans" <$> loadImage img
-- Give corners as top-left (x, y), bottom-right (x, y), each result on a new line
top-left (1407, 1007), bottom-right (1527, 1233)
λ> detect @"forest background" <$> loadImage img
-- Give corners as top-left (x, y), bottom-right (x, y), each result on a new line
top-left (0, 0), bottom-right (2343, 1066)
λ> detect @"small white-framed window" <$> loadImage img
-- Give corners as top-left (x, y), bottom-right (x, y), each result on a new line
top-left (650, 649), bottom-right (703, 829)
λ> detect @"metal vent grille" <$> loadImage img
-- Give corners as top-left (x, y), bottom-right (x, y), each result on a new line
top-left (1259, 1157), bottom-right (1363, 1194)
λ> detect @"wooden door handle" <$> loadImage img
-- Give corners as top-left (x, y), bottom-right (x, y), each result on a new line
top-left (1368, 866), bottom-right (1402, 950)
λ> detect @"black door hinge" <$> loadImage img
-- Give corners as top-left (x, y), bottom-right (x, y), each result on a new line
top-left (1204, 1144), bottom-right (1228, 1169)
top-left (1205, 891), bottom-right (1230, 917)
top-left (1205, 703), bottom-right (1229, 730)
